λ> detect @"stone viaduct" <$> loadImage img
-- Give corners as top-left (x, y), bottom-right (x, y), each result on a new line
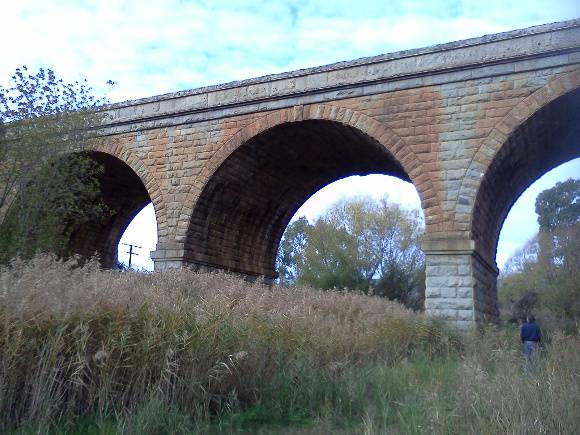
top-left (15, 20), bottom-right (580, 327)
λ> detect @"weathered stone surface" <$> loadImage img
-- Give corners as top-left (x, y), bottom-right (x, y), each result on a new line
top-left (2, 20), bottom-right (577, 328)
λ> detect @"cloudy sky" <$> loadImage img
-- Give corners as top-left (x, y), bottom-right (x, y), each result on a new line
top-left (3, 1), bottom-right (579, 270)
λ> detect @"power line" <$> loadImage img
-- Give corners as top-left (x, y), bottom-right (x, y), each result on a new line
top-left (121, 243), bottom-right (142, 269)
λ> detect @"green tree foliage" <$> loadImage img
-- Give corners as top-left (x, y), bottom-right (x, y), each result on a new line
top-left (0, 66), bottom-right (110, 262)
top-left (276, 195), bottom-right (425, 309)
top-left (535, 178), bottom-right (579, 230)
top-left (500, 178), bottom-right (580, 319)
top-left (277, 216), bottom-right (309, 286)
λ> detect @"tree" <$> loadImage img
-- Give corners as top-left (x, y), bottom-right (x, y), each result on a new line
top-left (499, 229), bottom-right (580, 319)
top-left (276, 216), bottom-right (309, 285)
top-left (276, 195), bottom-right (425, 309)
top-left (0, 66), bottom-right (110, 262)
top-left (499, 178), bottom-right (580, 319)
top-left (298, 217), bottom-right (365, 291)
top-left (535, 178), bottom-right (580, 230)
top-left (499, 236), bottom-right (543, 318)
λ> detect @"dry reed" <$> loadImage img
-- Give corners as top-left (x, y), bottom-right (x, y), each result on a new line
top-left (0, 254), bottom-right (451, 431)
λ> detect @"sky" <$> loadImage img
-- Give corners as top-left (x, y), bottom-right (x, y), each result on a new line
top-left (2, 1), bottom-right (579, 271)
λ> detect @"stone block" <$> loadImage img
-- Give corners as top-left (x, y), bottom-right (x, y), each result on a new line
top-left (426, 276), bottom-right (455, 288)
top-left (426, 263), bottom-right (456, 275)
top-left (423, 239), bottom-right (475, 253)
top-left (436, 309), bottom-right (458, 320)
top-left (425, 287), bottom-right (441, 298)
top-left (439, 287), bottom-right (457, 298)
top-left (454, 298), bottom-right (475, 310)
top-left (306, 73), bottom-right (329, 90)
top-left (456, 309), bottom-right (474, 321)
top-left (457, 287), bottom-right (473, 298)
top-left (427, 298), bottom-right (457, 310)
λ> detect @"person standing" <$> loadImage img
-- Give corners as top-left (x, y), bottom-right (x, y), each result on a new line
top-left (521, 315), bottom-right (542, 373)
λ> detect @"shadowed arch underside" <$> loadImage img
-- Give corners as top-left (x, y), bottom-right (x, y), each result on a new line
top-left (185, 119), bottom-right (411, 278)
top-left (67, 152), bottom-right (153, 268)
top-left (472, 88), bottom-right (580, 266)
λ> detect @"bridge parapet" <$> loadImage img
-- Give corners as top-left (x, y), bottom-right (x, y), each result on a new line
top-left (99, 20), bottom-right (580, 135)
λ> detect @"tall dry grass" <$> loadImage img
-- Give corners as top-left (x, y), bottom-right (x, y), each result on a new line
top-left (3, 255), bottom-right (578, 434)
top-left (0, 255), bottom-right (452, 432)
top-left (454, 326), bottom-right (580, 434)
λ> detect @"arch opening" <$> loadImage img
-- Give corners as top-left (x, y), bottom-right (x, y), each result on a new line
top-left (291, 174), bottom-right (423, 222)
top-left (65, 151), bottom-right (155, 268)
top-left (117, 202), bottom-right (158, 270)
top-left (472, 88), bottom-right (580, 267)
top-left (186, 119), bottom-right (415, 278)
top-left (469, 88), bottom-right (580, 322)
top-left (496, 159), bottom-right (580, 271)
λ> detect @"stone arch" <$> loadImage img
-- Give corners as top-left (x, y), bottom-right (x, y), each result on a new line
top-left (468, 69), bottom-right (580, 264)
top-left (177, 104), bottom-right (439, 242)
top-left (60, 148), bottom-right (161, 268)
top-left (1, 142), bottom-right (164, 268)
top-left (455, 70), bottom-right (580, 238)
top-left (92, 142), bottom-right (167, 240)
top-left (179, 104), bottom-right (437, 278)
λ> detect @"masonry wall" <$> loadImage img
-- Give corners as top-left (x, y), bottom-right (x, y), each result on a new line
top-left (115, 65), bottom-right (576, 245)
top-left (16, 20), bottom-right (574, 327)
top-left (425, 251), bottom-right (476, 329)
top-left (103, 65), bottom-right (580, 326)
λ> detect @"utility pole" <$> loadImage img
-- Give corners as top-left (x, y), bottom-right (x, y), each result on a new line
top-left (121, 243), bottom-right (142, 269)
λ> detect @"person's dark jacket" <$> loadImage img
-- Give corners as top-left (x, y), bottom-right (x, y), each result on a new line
top-left (521, 322), bottom-right (541, 343)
